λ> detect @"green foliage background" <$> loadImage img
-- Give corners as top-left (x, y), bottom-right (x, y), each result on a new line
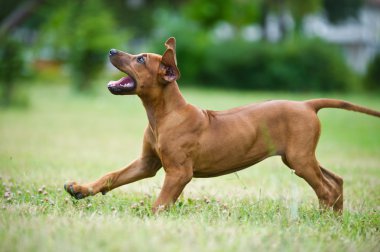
top-left (37, 0), bottom-right (124, 91)
top-left (0, 0), bottom-right (375, 106)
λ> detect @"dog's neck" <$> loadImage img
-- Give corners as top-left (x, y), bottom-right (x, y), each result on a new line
top-left (140, 81), bottom-right (187, 131)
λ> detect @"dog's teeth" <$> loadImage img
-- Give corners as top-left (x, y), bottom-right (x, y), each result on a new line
top-left (120, 82), bottom-right (133, 88)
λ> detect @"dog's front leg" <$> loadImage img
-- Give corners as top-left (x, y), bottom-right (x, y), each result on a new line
top-left (64, 156), bottom-right (161, 199)
top-left (152, 167), bottom-right (193, 213)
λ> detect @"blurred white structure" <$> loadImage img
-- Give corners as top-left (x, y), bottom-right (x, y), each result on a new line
top-left (304, 2), bottom-right (380, 73)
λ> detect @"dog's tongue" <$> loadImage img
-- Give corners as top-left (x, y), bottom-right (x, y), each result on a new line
top-left (107, 76), bottom-right (135, 89)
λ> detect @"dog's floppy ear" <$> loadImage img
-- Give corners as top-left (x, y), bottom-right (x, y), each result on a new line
top-left (159, 37), bottom-right (181, 83)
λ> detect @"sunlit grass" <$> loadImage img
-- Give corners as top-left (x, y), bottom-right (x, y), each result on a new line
top-left (0, 84), bottom-right (379, 251)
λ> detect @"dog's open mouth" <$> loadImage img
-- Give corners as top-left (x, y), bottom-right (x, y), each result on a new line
top-left (107, 75), bottom-right (136, 95)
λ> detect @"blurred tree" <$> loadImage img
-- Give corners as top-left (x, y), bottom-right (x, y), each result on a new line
top-left (38, 0), bottom-right (124, 92)
top-left (323, 0), bottom-right (363, 24)
top-left (0, 0), bottom-right (44, 39)
top-left (0, 0), bottom-right (44, 107)
top-left (259, 0), bottom-right (270, 41)
top-left (183, 0), bottom-right (261, 28)
top-left (263, 0), bottom-right (321, 40)
top-left (287, 0), bottom-right (321, 32)
top-left (107, 0), bottom-right (185, 37)
top-left (364, 53), bottom-right (380, 91)
top-left (0, 38), bottom-right (25, 106)
top-left (183, 0), bottom-right (322, 41)
top-left (182, 0), bottom-right (361, 40)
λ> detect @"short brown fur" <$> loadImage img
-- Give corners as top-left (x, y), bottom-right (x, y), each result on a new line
top-left (65, 37), bottom-right (380, 213)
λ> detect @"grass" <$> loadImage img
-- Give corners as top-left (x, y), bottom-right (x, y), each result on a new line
top-left (0, 83), bottom-right (379, 252)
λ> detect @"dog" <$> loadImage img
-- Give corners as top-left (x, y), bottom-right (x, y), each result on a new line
top-left (64, 37), bottom-right (380, 213)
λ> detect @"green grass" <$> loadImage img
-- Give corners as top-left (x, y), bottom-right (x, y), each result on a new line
top-left (1, 84), bottom-right (379, 252)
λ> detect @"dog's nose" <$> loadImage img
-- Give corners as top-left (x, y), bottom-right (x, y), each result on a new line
top-left (109, 49), bottom-right (118, 56)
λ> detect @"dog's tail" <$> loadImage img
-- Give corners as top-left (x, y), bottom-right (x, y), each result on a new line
top-left (306, 99), bottom-right (380, 118)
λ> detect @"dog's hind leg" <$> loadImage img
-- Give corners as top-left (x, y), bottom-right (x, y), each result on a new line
top-left (319, 165), bottom-right (343, 211)
top-left (282, 154), bottom-right (343, 212)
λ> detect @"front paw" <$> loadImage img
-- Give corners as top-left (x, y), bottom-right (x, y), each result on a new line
top-left (64, 182), bottom-right (92, 200)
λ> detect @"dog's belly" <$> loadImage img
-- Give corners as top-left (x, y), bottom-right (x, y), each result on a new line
top-left (192, 132), bottom-right (277, 178)
top-left (192, 153), bottom-right (272, 178)
top-left (192, 118), bottom-right (279, 178)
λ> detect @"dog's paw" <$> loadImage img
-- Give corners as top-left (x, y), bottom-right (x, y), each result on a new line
top-left (64, 182), bottom-right (92, 200)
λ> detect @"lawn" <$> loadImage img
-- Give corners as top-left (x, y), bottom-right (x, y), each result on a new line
top-left (0, 84), bottom-right (379, 252)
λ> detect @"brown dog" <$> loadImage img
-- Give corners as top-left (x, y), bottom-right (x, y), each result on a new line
top-left (64, 37), bottom-right (380, 213)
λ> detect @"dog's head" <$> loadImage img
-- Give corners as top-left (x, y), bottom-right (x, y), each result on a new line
top-left (107, 37), bottom-right (181, 96)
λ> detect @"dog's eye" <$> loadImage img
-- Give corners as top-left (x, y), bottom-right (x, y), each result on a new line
top-left (137, 56), bottom-right (145, 64)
